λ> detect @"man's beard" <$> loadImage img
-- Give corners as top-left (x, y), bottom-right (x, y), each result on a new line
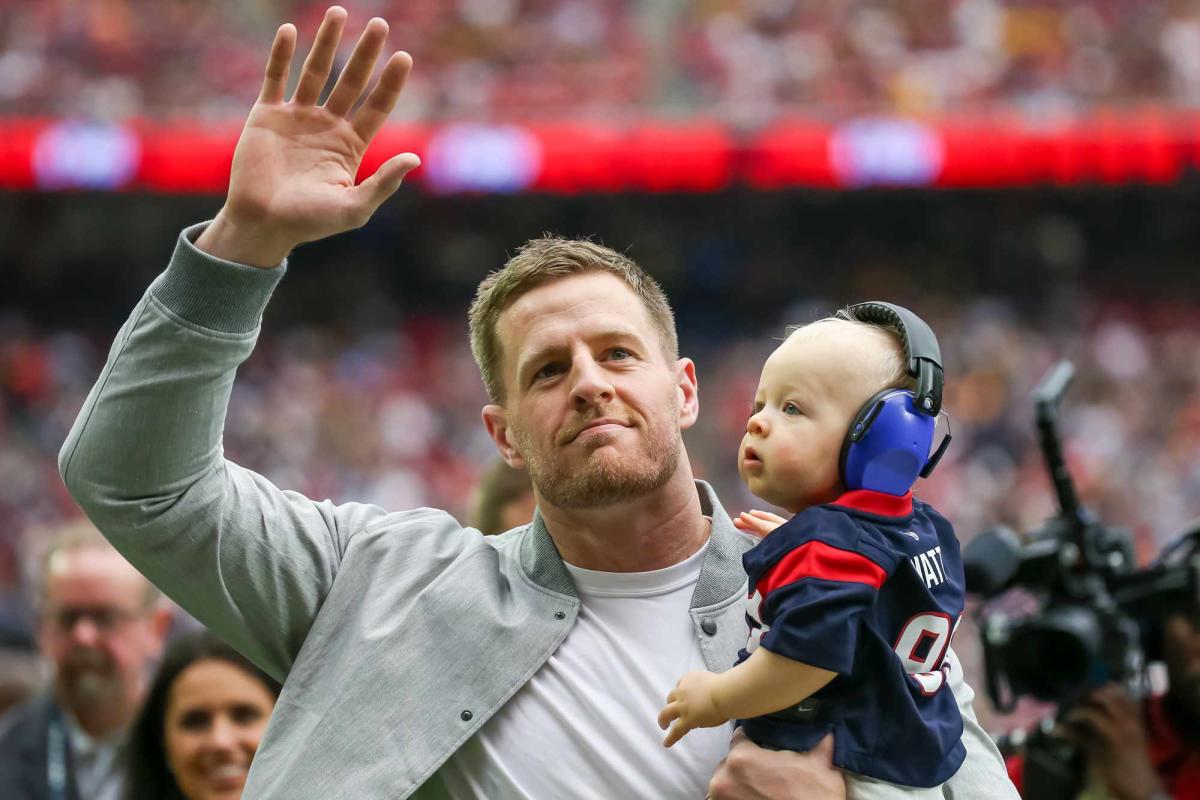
top-left (514, 409), bottom-right (681, 509)
top-left (57, 649), bottom-right (123, 711)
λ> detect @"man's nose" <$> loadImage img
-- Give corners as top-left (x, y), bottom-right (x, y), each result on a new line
top-left (569, 357), bottom-right (614, 407)
top-left (69, 617), bottom-right (101, 648)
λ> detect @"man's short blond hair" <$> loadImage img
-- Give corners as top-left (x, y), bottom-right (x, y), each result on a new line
top-left (28, 518), bottom-right (159, 611)
top-left (468, 236), bottom-right (678, 403)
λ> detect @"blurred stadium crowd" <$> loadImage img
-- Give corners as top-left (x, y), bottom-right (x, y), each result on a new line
top-left (3, 0), bottom-right (1200, 124)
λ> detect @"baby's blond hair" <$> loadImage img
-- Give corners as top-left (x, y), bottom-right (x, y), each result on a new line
top-left (783, 314), bottom-right (916, 404)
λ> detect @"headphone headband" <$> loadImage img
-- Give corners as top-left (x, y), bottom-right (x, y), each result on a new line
top-left (841, 301), bottom-right (944, 417)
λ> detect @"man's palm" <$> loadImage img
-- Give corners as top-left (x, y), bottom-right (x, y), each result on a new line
top-left (228, 104), bottom-right (371, 239)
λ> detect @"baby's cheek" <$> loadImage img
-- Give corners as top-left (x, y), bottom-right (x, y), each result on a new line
top-left (774, 453), bottom-right (805, 482)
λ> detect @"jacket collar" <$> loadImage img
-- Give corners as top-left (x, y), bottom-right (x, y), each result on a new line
top-left (519, 480), bottom-right (750, 609)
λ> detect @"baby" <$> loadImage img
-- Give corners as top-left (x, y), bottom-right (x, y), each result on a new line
top-left (658, 302), bottom-right (965, 797)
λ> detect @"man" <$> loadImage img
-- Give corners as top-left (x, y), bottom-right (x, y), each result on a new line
top-left (467, 459), bottom-right (536, 535)
top-left (0, 520), bottom-right (170, 800)
top-left (1007, 611), bottom-right (1200, 799)
top-left (59, 7), bottom-right (1018, 798)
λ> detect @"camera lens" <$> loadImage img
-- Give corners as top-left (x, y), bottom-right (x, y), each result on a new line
top-left (1005, 606), bottom-right (1105, 702)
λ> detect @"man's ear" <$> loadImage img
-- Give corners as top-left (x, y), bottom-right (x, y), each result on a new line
top-left (147, 601), bottom-right (173, 652)
top-left (482, 405), bottom-right (525, 468)
top-left (675, 357), bottom-right (699, 431)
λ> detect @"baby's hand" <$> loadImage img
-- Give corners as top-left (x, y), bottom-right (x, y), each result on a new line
top-left (733, 509), bottom-right (788, 538)
top-left (658, 670), bottom-right (727, 747)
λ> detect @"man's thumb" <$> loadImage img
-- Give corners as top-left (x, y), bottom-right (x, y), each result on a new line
top-left (353, 152), bottom-right (421, 215)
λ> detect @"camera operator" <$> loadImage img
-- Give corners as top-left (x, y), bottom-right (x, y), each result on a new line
top-left (967, 361), bottom-right (1200, 800)
top-left (1006, 612), bottom-right (1200, 799)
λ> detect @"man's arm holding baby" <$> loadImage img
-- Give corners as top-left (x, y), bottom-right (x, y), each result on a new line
top-left (659, 650), bottom-right (835, 747)
top-left (709, 730), bottom-right (845, 800)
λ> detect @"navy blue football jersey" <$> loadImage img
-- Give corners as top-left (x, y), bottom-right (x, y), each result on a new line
top-left (737, 489), bottom-right (966, 788)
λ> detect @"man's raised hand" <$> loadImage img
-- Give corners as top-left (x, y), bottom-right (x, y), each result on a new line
top-left (197, 6), bottom-right (420, 268)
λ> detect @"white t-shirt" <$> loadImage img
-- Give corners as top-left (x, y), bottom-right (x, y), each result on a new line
top-left (433, 539), bottom-right (734, 799)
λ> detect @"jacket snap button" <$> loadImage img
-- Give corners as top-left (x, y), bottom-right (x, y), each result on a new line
top-left (554, 611), bottom-right (566, 620)
top-left (701, 618), bottom-right (717, 636)
top-left (460, 710), bottom-right (473, 721)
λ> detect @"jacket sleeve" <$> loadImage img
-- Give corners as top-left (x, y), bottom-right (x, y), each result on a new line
top-left (943, 647), bottom-right (1022, 798)
top-left (58, 222), bottom-right (426, 682)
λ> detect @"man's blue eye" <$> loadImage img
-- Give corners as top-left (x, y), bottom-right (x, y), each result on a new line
top-left (783, 402), bottom-right (800, 415)
top-left (610, 348), bottom-right (630, 360)
top-left (535, 363), bottom-right (563, 380)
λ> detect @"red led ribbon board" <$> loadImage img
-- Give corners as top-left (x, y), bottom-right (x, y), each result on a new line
top-left (1, 113), bottom-right (1196, 194)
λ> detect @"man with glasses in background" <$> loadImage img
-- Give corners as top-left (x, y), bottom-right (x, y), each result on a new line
top-left (0, 520), bottom-right (171, 800)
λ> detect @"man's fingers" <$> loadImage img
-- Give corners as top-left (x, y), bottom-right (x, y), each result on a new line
top-left (348, 152), bottom-right (420, 219)
top-left (1065, 706), bottom-right (1118, 746)
top-left (258, 24), bottom-right (297, 104)
top-left (325, 17), bottom-right (389, 117)
top-left (292, 6), bottom-right (347, 105)
top-left (1090, 684), bottom-right (1137, 719)
top-left (812, 732), bottom-right (835, 763)
top-left (351, 51), bottom-right (412, 143)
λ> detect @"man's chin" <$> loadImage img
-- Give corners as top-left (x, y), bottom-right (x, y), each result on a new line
top-left (61, 670), bottom-right (121, 706)
top-left (540, 452), bottom-right (678, 509)
top-left (547, 475), bottom-right (657, 510)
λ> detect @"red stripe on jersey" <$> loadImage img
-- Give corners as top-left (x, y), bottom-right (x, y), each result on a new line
top-left (758, 540), bottom-right (887, 597)
top-left (829, 489), bottom-right (913, 517)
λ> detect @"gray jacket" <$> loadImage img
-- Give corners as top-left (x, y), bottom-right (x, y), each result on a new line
top-left (60, 223), bottom-right (1016, 799)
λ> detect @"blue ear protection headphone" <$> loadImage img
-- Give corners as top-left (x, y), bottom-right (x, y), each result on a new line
top-left (836, 301), bottom-right (952, 496)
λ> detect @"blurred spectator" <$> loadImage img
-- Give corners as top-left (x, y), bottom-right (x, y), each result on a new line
top-left (467, 459), bottom-right (536, 534)
top-left (0, 519), bottom-right (171, 800)
top-left (0, 0), bottom-right (647, 123)
top-left (1, 1), bottom-right (1198, 122)
top-left (124, 629), bottom-right (281, 800)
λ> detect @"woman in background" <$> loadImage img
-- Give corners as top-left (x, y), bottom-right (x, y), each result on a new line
top-left (124, 629), bottom-right (280, 799)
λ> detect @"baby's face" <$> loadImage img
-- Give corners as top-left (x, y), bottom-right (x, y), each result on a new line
top-left (738, 330), bottom-right (873, 513)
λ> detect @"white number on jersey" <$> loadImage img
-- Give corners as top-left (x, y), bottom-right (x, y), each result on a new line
top-left (893, 613), bottom-right (959, 695)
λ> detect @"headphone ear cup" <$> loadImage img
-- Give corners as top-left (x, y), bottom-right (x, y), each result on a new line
top-left (840, 389), bottom-right (894, 488)
top-left (841, 390), bottom-right (936, 496)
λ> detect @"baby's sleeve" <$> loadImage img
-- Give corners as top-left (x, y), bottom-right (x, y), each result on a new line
top-left (752, 514), bottom-right (897, 675)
